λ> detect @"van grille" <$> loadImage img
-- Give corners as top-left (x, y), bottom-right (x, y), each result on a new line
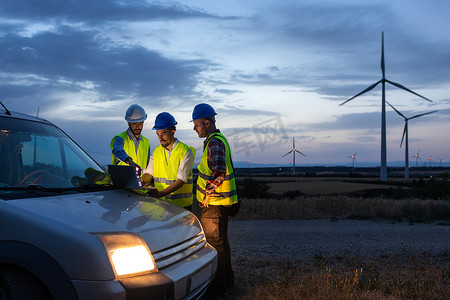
top-left (152, 233), bottom-right (207, 269)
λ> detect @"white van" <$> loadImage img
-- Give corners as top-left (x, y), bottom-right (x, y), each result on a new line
top-left (0, 106), bottom-right (217, 300)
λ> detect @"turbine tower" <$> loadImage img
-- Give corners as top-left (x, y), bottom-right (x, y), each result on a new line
top-left (387, 101), bottom-right (437, 179)
top-left (340, 32), bottom-right (432, 182)
top-left (347, 152), bottom-right (358, 172)
top-left (282, 137), bottom-right (306, 175)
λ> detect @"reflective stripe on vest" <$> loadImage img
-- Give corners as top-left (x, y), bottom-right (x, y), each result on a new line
top-left (196, 133), bottom-right (238, 206)
top-left (110, 131), bottom-right (150, 169)
top-left (154, 177), bottom-right (194, 185)
top-left (153, 141), bottom-right (195, 208)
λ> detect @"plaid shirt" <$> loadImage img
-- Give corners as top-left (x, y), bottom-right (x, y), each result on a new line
top-left (204, 130), bottom-right (227, 195)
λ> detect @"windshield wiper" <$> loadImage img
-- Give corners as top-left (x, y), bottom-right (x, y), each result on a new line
top-left (0, 183), bottom-right (115, 193)
top-left (0, 185), bottom-right (78, 193)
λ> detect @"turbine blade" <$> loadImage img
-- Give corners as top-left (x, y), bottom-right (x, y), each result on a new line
top-left (400, 123), bottom-right (407, 148)
top-left (339, 80), bottom-right (382, 106)
top-left (295, 150), bottom-right (307, 157)
top-left (381, 32), bottom-right (385, 78)
top-left (386, 101), bottom-right (406, 119)
top-left (385, 79), bottom-right (432, 102)
top-left (282, 150), bottom-right (293, 157)
top-left (408, 110), bottom-right (438, 120)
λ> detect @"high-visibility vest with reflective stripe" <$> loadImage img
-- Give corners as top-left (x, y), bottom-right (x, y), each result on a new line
top-left (153, 141), bottom-right (195, 208)
top-left (110, 131), bottom-right (150, 169)
top-left (197, 133), bottom-right (238, 206)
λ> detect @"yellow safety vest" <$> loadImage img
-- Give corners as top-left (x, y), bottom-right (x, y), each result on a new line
top-left (197, 133), bottom-right (238, 206)
top-left (153, 141), bottom-right (195, 208)
top-left (110, 131), bottom-right (150, 169)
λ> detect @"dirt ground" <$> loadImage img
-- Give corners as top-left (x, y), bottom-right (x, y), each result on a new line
top-left (228, 219), bottom-right (450, 260)
top-left (227, 219), bottom-right (450, 298)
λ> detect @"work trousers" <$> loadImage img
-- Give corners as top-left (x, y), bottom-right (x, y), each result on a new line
top-left (200, 205), bottom-right (234, 290)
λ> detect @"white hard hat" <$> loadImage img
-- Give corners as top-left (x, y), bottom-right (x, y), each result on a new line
top-left (125, 104), bottom-right (147, 123)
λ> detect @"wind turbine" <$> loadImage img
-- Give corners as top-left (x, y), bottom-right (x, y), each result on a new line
top-left (413, 151), bottom-right (421, 168)
top-left (387, 101), bottom-right (437, 178)
top-left (282, 137), bottom-right (306, 175)
top-left (340, 32), bottom-right (432, 182)
top-left (427, 155), bottom-right (433, 167)
top-left (347, 152), bottom-right (358, 172)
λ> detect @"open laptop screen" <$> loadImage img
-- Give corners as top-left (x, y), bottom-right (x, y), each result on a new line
top-left (107, 165), bottom-right (142, 189)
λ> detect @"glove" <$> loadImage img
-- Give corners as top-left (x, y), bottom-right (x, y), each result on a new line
top-left (125, 157), bottom-right (142, 175)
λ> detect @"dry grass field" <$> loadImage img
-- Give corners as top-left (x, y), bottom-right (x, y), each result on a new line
top-left (238, 176), bottom-right (411, 195)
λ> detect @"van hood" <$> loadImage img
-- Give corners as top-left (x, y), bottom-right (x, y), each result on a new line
top-left (7, 189), bottom-right (202, 253)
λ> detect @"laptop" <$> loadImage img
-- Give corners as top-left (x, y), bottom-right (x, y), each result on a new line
top-left (108, 164), bottom-right (152, 190)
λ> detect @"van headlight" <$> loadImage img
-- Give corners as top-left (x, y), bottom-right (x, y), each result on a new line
top-left (94, 232), bottom-right (158, 278)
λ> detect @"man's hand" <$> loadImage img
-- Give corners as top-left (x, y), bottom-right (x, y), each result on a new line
top-left (199, 191), bottom-right (221, 207)
top-left (125, 157), bottom-right (142, 175)
top-left (200, 194), bottom-right (210, 207)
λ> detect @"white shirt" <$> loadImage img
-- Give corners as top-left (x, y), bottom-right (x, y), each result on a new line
top-left (143, 139), bottom-right (194, 183)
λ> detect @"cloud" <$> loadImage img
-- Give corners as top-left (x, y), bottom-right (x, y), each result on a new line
top-left (214, 88), bottom-right (243, 95)
top-left (299, 107), bottom-right (440, 133)
top-left (219, 105), bottom-right (281, 118)
top-left (230, 71), bottom-right (302, 86)
top-left (0, 26), bottom-right (209, 108)
top-left (0, 0), bottom-right (217, 24)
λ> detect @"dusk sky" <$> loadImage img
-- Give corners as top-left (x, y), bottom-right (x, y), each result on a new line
top-left (1, 0), bottom-right (449, 167)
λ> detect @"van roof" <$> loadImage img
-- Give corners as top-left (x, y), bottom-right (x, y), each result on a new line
top-left (0, 109), bottom-right (52, 125)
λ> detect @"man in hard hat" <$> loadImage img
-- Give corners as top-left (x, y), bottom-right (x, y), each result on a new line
top-left (192, 103), bottom-right (239, 294)
top-left (141, 112), bottom-right (196, 210)
top-left (110, 104), bottom-right (150, 175)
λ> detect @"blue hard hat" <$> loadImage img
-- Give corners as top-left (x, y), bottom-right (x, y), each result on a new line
top-left (125, 104), bottom-right (147, 123)
top-left (191, 103), bottom-right (217, 121)
top-left (152, 112), bottom-right (178, 130)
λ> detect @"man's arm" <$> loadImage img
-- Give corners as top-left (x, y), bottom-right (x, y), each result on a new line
top-left (199, 138), bottom-right (226, 207)
top-left (176, 148), bottom-right (194, 183)
top-left (111, 136), bottom-right (131, 163)
top-left (205, 138), bottom-right (227, 192)
top-left (141, 155), bottom-right (154, 185)
top-left (148, 179), bottom-right (185, 198)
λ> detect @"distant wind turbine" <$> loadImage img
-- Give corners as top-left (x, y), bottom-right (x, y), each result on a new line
top-left (347, 152), bottom-right (358, 172)
top-left (282, 137), bottom-right (306, 175)
top-left (413, 151), bottom-right (421, 168)
top-left (387, 101), bottom-right (437, 178)
top-left (340, 32), bottom-right (433, 182)
top-left (428, 155), bottom-right (433, 167)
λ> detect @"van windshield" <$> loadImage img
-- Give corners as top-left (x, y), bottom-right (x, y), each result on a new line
top-left (0, 117), bottom-right (111, 196)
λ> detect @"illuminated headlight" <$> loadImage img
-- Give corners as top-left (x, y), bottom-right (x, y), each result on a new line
top-left (94, 232), bottom-right (158, 278)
